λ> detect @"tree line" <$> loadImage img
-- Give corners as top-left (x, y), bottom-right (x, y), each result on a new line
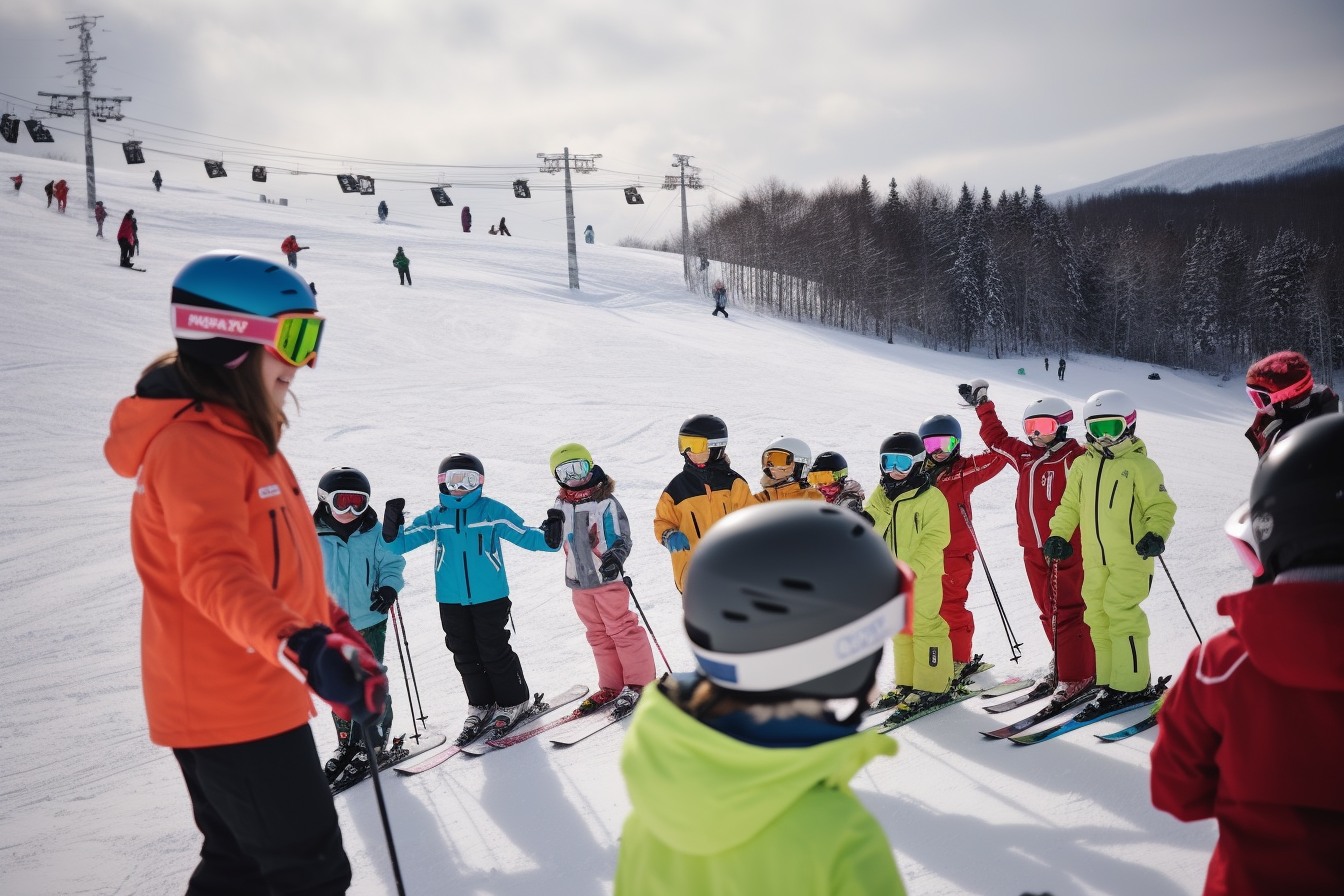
top-left (683, 169), bottom-right (1343, 380)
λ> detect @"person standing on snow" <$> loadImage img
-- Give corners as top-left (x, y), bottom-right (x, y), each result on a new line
top-left (961, 379), bottom-right (1094, 701)
top-left (497, 217), bottom-right (511, 236)
top-left (104, 251), bottom-right (385, 895)
top-left (616, 501), bottom-right (909, 896)
top-left (381, 453), bottom-right (558, 744)
top-left (93, 201), bottom-right (107, 238)
top-left (460, 206), bottom-right (472, 233)
top-left (280, 234), bottom-right (307, 269)
top-left (53, 179), bottom-right (69, 212)
top-left (9, 173), bottom-right (20, 192)
top-left (1243, 350), bottom-right (1340, 459)
top-left (1057, 358), bottom-right (1066, 381)
top-left (753, 437), bottom-right (827, 504)
top-left (711, 279), bottom-right (729, 318)
top-left (152, 169), bottom-right (163, 191)
top-left (44, 179), bottom-right (55, 207)
top-left (117, 210), bottom-right (137, 268)
top-left (1151, 413), bottom-right (1344, 895)
top-left (918, 411), bottom-right (1007, 678)
top-left (377, 200), bottom-right (388, 222)
top-left (392, 247), bottom-right (411, 286)
top-left (584, 224), bottom-right (594, 244)
top-left (1044, 389), bottom-right (1175, 717)
top-left (806, 450), bottom-right (867, 515)
top-left (543, 443), bottom-right (655, 717)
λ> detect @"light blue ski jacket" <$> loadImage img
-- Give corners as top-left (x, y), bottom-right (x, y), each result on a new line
top-left (315, 510), bottom-right (406, 632)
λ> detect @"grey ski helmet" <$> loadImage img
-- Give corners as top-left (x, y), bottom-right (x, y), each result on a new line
top-left (682, 501), bottom-right (911, 699)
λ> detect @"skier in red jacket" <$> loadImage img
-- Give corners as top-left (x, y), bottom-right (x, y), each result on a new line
top-left (919, 409), bottom-right (1007, 676)
top-left (962, 379), bottom-right (1093, 698)
top-left (1151, 414), bottom-right (1344, 896)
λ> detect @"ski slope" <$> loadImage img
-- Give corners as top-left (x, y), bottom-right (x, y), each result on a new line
top-left (2, 155), bottom-right (1250, 896)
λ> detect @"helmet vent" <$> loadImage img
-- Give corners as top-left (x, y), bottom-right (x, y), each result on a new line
top-left (777, 578), bottom-right (814, 592)
top-left (750, 599), bottom-right (789, 615)
top-left (721, 610), bottom-right (749, 622)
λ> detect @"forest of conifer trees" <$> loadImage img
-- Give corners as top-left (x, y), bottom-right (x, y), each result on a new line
top-left (690, 169), bottom-right (1343, 379)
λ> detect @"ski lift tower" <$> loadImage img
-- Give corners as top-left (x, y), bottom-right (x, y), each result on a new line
top-left (538, 148), bottom-right (601, 289)
top-left (37, 15), bottom-right (130, 212)
top-left (664, 155), bottom-right (704, 290)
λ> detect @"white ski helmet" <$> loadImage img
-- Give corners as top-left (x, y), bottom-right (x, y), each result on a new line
top-left (1023, 396), bottom-right (1075, 439)
top-left (1083, 390), bottom-right (1137, 446)
top-left (762, 436), bottom-right (814, 480)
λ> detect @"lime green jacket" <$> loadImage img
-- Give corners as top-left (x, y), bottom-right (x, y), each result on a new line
top-left (863, 481), bottom-right (949, 614)
top-left (616, 686), bottom-right (905, 895)
top-left (1048, 437), bottom-right (1176, 569)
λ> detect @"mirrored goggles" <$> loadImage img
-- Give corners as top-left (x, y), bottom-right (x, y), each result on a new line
top-left (1246, 378), bottom-right (1309, 410)
top-left (171, 304), bottom-right (325, 367)
top-left (1085, 416), bottom-right (1129, 441)
top-left (880, 452), bottom-right (918, 473)
top-left (1223, 501), bottom-right (1263, 577)
top-left (554, 458), bottom-right (592, 484)
top-left (327, 490), bottom-right (369, 514)
top-left (438, 468), bottom-right (483, 491)
top-left (922, 434), bottom-right (959, 454)
top-left (762, 448), bottom-right (795, 468)
top-left (1023, 416), bottom-right (1063, 438)
top-left (806, 468), bottom-right (847, 486)
top-left (679, 434), bottom-right (728, 455)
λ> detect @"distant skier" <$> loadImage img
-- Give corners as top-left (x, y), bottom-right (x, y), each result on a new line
top-left (94, 200), bottom-right (107, 238)
top-left (377, 200), bottom-right (388, 222)
top-left (44, 180), bottom-right (54, 207)
top-left (498, 217), bottom-right (510, 237)
top-left (461, 206), bottom-right (472, 233)
top-left (152, 169), bottom-right (162, 192)
top-left (117, 210), bottom-right (137, 268)
top-left (711, 279), bottom-right (728, 318)
top-left (9, 173), bottom-right (20, 192)
top-left (1045, 357), bottom-right (1050, 371)
top-left (281, 234), bottom-right (308, 268)
top-left (584, 224), bottom-right (594, 244)
top-left (1243, 350), bottom-right (1340, 459)
top-left (1057, 358), bottom-right (1066, 381)
top-left (392, 247), bottom-right (411, 286)
top-left (53, 179), bottom-right (68, 212)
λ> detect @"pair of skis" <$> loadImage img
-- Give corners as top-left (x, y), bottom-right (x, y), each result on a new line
top-left (981, 677), bottom-right (1169, 745)
top-left (861, 658), bottom-right (1037, 732)
top-left (328, 732), bottom-right (449, 795)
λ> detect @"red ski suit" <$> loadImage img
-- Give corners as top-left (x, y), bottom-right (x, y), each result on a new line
top-left (926, 446), bottom-right (1007, 662)
top-left (976, 400), bottom-right (1093, 681)
top-left (1151, 578), bottom-right (1344, 895)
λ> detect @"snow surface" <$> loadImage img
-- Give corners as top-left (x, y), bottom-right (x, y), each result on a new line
top-left (2, 155), bottom-right (1250, 896)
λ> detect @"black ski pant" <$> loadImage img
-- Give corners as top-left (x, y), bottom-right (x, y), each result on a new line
top-left (173, 725), bottom-right (351, 896)
top-left (398, 269), bottom-right (411, 285)
top-left (119, 238), bottom-right (134, 267)
top-left (331, 619), bottom-right (393, 750)
top-left (439, 598), bottom-right (529, 707)
top-left (712, 305), bottom-right (728, 318)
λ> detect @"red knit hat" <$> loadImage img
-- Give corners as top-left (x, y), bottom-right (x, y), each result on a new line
top-left (1246, 351), bottom-right (1314, 407)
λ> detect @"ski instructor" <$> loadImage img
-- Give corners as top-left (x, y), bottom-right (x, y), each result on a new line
top-left (104, 251), bottom-right (388, 895)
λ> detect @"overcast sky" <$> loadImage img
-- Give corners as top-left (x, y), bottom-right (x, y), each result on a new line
top-left (3, 0), bottom-right (1342, 244)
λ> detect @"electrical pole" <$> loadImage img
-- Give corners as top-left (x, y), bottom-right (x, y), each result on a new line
top-left (37, 15), bottom-right (131, 212)
top-left (663, 154), bottom-right (703, 290)
top-left (538, 147), bottom-right (601, 290)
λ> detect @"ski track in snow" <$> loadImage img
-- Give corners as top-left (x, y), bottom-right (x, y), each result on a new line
top-left (0, 154), bottom-right (1240, 895)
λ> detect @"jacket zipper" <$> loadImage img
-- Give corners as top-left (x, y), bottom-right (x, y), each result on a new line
top-left (1093, 457), bottom-right (1108, 566)
top-left (269, 510), bottom-right (281, 588)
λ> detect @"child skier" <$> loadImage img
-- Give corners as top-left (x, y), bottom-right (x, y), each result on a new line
top-left (314, 467), bottom-right (406, 780)
top-left (961, 379), bottom-right (1093, 700)
top-left (653, 414), bottom-right (753, 593)
top-left (753, 436), bottom-right (826, 504)
top-left (545, 443), bottom-right (655, 716)
top-left (1044, 390), bottom-right (1176, 715)
top-left (864, 432), bottom-right (954, 713)
top-left (616, 501), bottom-right (909, 896)
top-left (382, 453), bottom-right (558, 742)
top-left (807, 450), bottom-right (866, 515)
top-left (918, 412), bottom-right (1007, 677)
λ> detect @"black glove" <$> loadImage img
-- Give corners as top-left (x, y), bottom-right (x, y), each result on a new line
top-left (1042, 535), bottom-right (1073, 561)
top-left (381, 498), bottom-right (405, 543)
top-left (1136, 532), bottom-right (1165, 558)
top-left (541, 508), bottom-right (564, 549)
top-left (958, 379), bottom-right (988, 406)
top-left (285, 625), bottom-right (388, 725)
top-left (369, 585), bottom-right (398, 614)
top-left (599, 551), bottom-right (622, 580)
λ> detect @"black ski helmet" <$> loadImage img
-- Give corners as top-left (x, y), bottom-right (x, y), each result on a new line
top-left (438, 453), bottom-right (484, 494)
top-left (317, 467), bottom-right (371, 508)
top-left (880, 432), bottom-right (925, 461)
top-left (811, 450), bottom-right (849, 479)
top-left (679, 413), bottom-right (729, 462)
top-left (918, 413), bottom-right (962, 452)
top-left (1246, 414), bottom-right (1344, 577)
top-left (682, 501), bottom-right (910, 700)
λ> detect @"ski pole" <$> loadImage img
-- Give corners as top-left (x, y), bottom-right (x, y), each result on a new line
top-left (390, 603), bottom-right (429, 728)
top-left (385, 600), bottom-right (420, 744)
top-left (1158, 555), bottom-right (1202, 644)
top-left (358, 719), bottom-right (406, 896)
top-left (619, 563), bottom-right (673, 676)
top-left (959, 505), bottom-right (1023, 662)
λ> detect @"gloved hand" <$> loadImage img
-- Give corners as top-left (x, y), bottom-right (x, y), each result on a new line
top-left (599, 551), bottom-right (622, 580)
top-left (369, 585), bottom-right (398, 614)
top-left (958, 379), bottom-right (989, 406)
top-left (1136, 532), bottom-right (1165, 558)
top-left (1042, 535), bottom-right (1074, 561)
top-left (382, 498), bottom-right (405, 543)
top-left (284, 625), bottom-right (388, 725)
top-left (663, 530), bottom-right (691, 552)
top-left (541, 508), bottom-right (564, 549)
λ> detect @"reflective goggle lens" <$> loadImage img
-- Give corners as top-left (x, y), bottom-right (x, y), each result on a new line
top-left (1223, 502), bottom-right (1264, 577)
top-left (679, 434), bottom-right (727, 455)
top-left (880, 452), bottom-right (917, 473)
top-left (1246, 386), bottom-right (1274, 410)
top-left (272, 314), bottom-right (324, 367)
top-left (1023, 416), bottom-right (1061, 437)
top-left (807, 468), bottom-right (845, 486)
top-left (555, 459), bottom-right (592, 484)
top-left (1086, 416), bottom-right (1128, 440)
top-left (330, 490), bottom-right (369, 513)
top-left (437, 469), bottom-right (482, 491)
top-left (762, 448), bottom-right (795, 468)
top-left (922, 434), bottom-right (959, 454)
top-left (171, 304), bottom-right (325, 368)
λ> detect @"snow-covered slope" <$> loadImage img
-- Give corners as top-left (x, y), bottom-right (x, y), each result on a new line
top-left (1049, 122), bottom-right (1344, 202)
top-left (2, 154), bottom-right (1244, 896)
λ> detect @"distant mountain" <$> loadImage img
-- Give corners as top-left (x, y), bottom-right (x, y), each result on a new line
top-left (1049, 123), bottom-right (1344, 203)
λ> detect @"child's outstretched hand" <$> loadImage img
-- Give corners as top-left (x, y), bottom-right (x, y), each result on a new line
top-left (541, 509), bottom-right (564, 549)
top-left (382, 498), bottom-right (406, 543)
